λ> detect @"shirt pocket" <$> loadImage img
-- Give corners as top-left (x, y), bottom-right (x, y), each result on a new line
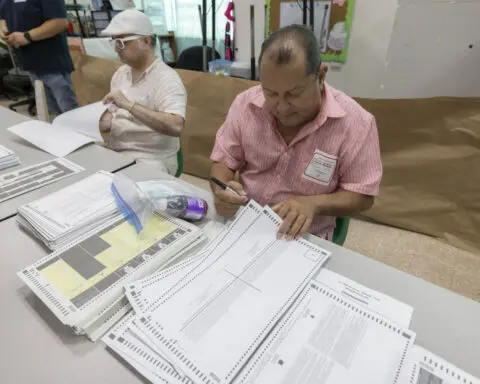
top-left (293, 149), bottom-right (340, 195)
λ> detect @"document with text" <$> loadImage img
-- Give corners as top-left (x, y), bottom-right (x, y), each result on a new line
top-left (234, 281), bottom-right (416, 384)
top-left (315, 269), bottom-right (414, 327)
top-left (398, 345), bottom-right (479, 384)
top-left (136, 203), bottom-right (331, 384)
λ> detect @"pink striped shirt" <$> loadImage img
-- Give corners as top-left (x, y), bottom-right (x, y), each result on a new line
top-left (211, 84), bottom-right (382, 239)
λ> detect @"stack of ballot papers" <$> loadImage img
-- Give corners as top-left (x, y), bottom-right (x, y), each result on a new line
top-left (0, 144), bottom-right (20, 170)
top-left (100, 201), bottom-right (421, 384)
top-left (100, 200), bottom-right (480, 384)
top-left (0, 158), bottom-right (84, 204)
top-left (17, 171), bottom-right (119, 250)
top-left (17, 209), bottom-right (205, 341)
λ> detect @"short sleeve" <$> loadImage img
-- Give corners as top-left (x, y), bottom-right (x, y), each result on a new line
top-left (41, 0), bottom-right (67, 19)
top-left (210, 96), bottom-right (246, 171)
top-left (154, 70), bottom-right (187, 119)
top-left (338, 116), bottom-right (383, 196)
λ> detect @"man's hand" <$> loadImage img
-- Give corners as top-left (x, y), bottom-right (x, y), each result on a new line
top-left (103, 90), bottom-right (131, 111)
top-left (5, 32), bottom-right (29, 48)
top-left (99, 111), bottom-right (113, 134)
top-left (1, 23), bottom-right (9, 41)
top-left (213, 181), bottom-right (248, 218)
top-left (272, 196), bottom-right (316, 240)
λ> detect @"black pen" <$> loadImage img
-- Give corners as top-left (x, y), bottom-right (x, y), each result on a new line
top-left (210, 177), bottom-right (240, 196)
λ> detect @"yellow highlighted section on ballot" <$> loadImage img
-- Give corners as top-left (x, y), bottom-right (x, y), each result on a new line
top-left (39, 215), bottom-right (177, 300)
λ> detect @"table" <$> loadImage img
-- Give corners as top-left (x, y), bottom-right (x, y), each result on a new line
top-left (0, 107), bottom-right (134, 221)
top-left (0, 164), bottom-right (479, 383)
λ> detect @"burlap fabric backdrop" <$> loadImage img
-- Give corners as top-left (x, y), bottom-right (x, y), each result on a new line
top-left (70, 52), bottom-right (480, 254)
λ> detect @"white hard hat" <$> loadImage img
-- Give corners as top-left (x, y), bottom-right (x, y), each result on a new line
top-left (101, 9), bottom-right (154, 36)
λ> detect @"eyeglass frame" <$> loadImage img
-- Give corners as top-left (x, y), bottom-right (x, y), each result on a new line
top-left (109, 35), bottom-right (144, 50)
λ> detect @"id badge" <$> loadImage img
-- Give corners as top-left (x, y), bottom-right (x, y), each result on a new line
top-left (303, 149), bottom-right (337, 186)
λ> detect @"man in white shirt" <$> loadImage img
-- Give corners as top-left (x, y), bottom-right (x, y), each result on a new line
top-left (100, 9), bottom-right (186, 175)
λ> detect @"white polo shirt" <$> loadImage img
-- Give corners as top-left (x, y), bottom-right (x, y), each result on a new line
top-left (107, 59), bottom-right (186, 174)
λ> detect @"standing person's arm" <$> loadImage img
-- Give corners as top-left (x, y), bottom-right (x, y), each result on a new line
top-left (0, 19), bottom-right (8, 40)
top-left (4, 0), bottom-right (68, 47)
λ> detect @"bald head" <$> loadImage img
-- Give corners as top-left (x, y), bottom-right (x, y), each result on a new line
top-left (259, 25), bottom-right (321, 78)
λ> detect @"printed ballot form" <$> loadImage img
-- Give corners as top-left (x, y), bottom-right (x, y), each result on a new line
top-left (234, 281), bottom-right (416, 384)
top-left (135, 202), bottom-right (331, 384)
top-left (17, 171), bottom-right (119, 249)
top-left (398, 346), bottom-right (480, 384)
top-left (0, 157), bottom-right (83, 203)
top-left (18, 211), bottom-right (203, 329)
top-left (315, 269), bottom-right (414, 327)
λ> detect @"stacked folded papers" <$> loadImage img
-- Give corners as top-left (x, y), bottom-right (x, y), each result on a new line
top-left (17, 206), bottom-right (205, 341)
top-left (17, 171), bottom-right (119, 250)
top-left (0, 144), bottom-right (20, 170)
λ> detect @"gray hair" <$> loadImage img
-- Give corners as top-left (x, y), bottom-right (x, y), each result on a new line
top-left (259, 25), bottom-right (321, 77)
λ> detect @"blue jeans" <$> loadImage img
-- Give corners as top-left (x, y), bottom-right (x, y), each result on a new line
top-left (29, 72), bottom-right (79, 117)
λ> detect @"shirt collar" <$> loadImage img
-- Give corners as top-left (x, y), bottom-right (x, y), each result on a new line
top-left (127, 58), bottom-right (160, 84)
top-left (250, 83), bottom-right (346, 147)
top-left (250, 83), bottom-right (347, 120)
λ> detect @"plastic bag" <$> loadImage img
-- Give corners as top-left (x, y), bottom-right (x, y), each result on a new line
top-left (111, 174), bottom-right (208, 233)
top-left (111, 173), bottom-right (153, 233)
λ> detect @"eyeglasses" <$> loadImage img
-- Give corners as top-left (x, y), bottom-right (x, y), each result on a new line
top-left (109, 35), bottom-right (143, 50)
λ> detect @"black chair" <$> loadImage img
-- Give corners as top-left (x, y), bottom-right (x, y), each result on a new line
top-left (3, 69), bottom-right (36, 116)
top-left (176, 46), bottom-right (221, 72)
top-left (1, 47), bottom-right (36, 116)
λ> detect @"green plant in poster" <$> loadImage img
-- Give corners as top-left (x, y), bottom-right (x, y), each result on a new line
top-left (265, 0), bottom-right (355, 63)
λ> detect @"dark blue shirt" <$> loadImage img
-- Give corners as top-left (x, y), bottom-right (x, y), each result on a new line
top-left (0, 0), bottom-right (74, 74)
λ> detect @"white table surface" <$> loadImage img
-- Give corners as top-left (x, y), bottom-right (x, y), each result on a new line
top-left (0, 164), bottom-right (479, 383)
top-left (0, 106), bottom-right (135, 221)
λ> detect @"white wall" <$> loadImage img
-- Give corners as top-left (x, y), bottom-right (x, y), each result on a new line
top-left (233, 0), bottom-right (398, 97)
top-left (233, 0), bottom-right (480, 98)
top-left (233, 0), bottom-right (267, 64)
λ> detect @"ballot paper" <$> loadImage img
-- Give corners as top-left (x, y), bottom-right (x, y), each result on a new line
top-left (17, 171), bottom-right (119, 250)
top-left (233, 281), bottom-right (416, 384)
top-left (125, 221), bottom-right (228, 315)
top-left (0, 144), bottom-right (20, 170)
top-left (104, 221), bottom-right (228, 381)
top-left (17, 211), bottom-right (204, 330)
top-left (52, 102), bottom-right (106, 142)
top-left (136, 203), bottom-right (331, 384)
top-left (8, 120), bottom-right (95, 157)
top-left (399, 346), bottom-right (480, 384)
top-left (0, 158), bottom-right (84, 203)
top-left (315, 269), bottom-right (414, 327)
top-left (105, 313), bottom-right (189, 384)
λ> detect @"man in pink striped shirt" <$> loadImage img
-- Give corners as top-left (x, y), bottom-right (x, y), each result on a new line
top-left (210, 25), bottom-right (382, 241)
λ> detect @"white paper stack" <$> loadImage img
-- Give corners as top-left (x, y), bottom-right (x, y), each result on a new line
top-left (17, 171), bottom-right (119, 250)
top-left (0, 144), bottom-right (20, 170)
top-left (103, 201), bottom-right (341, 384)
top-left (17, 210), bottom-right (205, 341)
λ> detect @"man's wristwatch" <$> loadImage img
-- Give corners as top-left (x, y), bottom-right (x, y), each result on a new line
top-left (24, 31), bottom-right (33, 43)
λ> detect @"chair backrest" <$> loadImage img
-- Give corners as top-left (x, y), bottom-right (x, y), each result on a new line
top-left (176, 46), bottom-right (221, 72)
